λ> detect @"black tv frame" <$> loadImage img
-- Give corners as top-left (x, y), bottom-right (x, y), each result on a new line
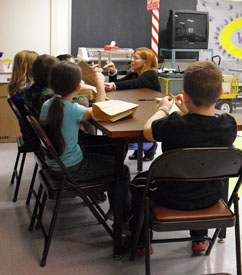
top-left (166, 9), bottom-right (209, 49)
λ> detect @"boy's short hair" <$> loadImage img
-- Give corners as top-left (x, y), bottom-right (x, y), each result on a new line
top-left (32, 54), bottom-right (59, 86)
top-left (183, 61), bottom-right (222, 107)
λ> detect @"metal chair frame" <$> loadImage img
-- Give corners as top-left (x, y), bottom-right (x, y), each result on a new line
top-left (27, 115), bottom-right (115, 267)
top-left (129, 147), bottom-right (242, 275)
top-left (7, 97), bottom-right (40, 203)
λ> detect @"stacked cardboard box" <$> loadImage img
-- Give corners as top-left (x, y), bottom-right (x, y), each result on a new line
top-left (0, 74), bottom-right (20, 142)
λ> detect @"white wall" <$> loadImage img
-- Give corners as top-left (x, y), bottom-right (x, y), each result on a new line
top-left (50, 0), bottom-right (71, 56)
top-left (0, 0), bottom-right (70, 60)
top-left (0, 0), bottom-right (241, 61)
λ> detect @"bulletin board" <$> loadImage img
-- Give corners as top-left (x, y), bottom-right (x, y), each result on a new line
top-left (71, 0), bottom-right (197, 58)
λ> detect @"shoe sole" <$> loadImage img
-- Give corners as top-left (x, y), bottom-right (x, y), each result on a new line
top-left (192, 241), bottom-right (209, 252)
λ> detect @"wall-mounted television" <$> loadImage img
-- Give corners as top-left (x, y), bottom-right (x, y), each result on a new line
top-left (166, 10), bottom-right (209, 49)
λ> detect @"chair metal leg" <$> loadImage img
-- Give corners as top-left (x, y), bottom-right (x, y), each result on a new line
top-left (26, 162), bottom-right (38, 205)
top-left (11, 151), bottom-right (20, 184)
top-left (29, 184), bottom-right (43, 231)
top-left (13, 152), bottom-right (27, 202)
top-left (206, 227), bottom-right (221, 256)
top-left (219, 179), bottom-right (229, 240)
top-left (40, 188), bottom-right (65, 267)
top-left (129, 208), bottom-right (145, 261)
top-left (145, 197), bottom-right (151, 275)
top-left (89, 194), bottom-right (107, 221)
top-left (35, 192), bottom-right (47, 230)
top-left (82, 193), bottom-right (113, 238)
top-left (234, 193), bottom-right (242, 275)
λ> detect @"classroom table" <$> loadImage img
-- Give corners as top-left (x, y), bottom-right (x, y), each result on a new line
top-left (91, 88), bottom-right (161, 258)
top-left (91, 88), bottom-right (242, 259)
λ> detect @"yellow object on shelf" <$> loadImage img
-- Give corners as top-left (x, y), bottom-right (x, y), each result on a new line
top-left (221, 75), bottom-right (239, 99)
top-left (0, 58), bottom-right (12, 73)
top-left (159, 76), bottom-right (183, 96)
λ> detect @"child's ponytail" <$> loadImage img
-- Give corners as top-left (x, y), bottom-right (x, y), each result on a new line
top-left (44, 95), bottom-right (65, 156)
top-left (44, 62), bottom-right (82, 156)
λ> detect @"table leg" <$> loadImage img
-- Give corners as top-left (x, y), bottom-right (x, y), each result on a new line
top-left (113, 141), bottom-right (125, 259)
top-left (137, 142), bottom-right (143, 172)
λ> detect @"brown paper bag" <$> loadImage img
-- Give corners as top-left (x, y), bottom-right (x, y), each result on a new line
top-left (92, 100), bottom-right (138, 122)
top-left (79, 83), bottom-right (97, 100)
top-left (78, 61), bottom-right (97, 86)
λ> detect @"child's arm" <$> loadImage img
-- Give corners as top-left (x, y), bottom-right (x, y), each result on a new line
top-left (81, 107), bottom-right (92, 121)
top-left (144, 96), bottom-right (173, 141)
top-left (94, 72), bottom-right (106, 102)
top-left (81, 72), bottom-right (106, 121)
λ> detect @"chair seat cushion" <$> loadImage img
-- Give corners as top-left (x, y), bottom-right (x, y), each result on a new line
top-left (152, 200), bottom-right (232, 221)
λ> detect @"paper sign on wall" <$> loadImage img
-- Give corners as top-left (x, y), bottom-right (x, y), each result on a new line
top-left (147, 0), bottom-right (160, 11)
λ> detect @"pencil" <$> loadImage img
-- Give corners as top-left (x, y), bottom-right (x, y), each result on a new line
top-left (138, 98), bottom-right (156, 101)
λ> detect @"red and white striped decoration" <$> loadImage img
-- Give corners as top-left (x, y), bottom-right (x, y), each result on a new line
top-left (151, 7), bottom-right (159, 59)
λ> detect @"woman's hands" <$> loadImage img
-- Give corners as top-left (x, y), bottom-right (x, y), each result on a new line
top-left (103, 62), bottom-right (117, 74)
top-left (175, 94), bottom-right (188, 114)
top-left (90, 62), bottom-right (117, 92)
top-left (104, 82), bottom-right (115, 91)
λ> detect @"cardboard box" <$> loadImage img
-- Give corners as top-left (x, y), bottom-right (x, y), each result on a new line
top-left (0, 82), bottom-right (20, 142)
top-left (0, 72), bottom-right (11, 83)
top-left (0, 60), bottom-right (12, 73)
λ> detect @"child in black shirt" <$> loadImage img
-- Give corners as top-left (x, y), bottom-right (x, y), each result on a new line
top-left (129, 61), bottom-right (237, 255)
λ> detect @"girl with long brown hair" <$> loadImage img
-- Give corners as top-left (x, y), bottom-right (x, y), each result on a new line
top-left (8, 50), bottom-right (38, 96)
top-left (40, 61), bottom-right (130, 220)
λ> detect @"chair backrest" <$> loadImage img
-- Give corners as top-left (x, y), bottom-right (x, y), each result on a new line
top-left (7, 97), bottom-right (40, 146)
top-left (26, 115), bottom-right (78, 188)
top-left (145, 147), bottom-right (242, 206)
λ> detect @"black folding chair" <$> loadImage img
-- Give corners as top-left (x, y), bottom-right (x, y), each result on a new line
top-left (7, 97), bottom-right (40, 203)
top-left (27, 115), bottom-right (115, 267)
top-left (129, 147), bottom-right (242, 275)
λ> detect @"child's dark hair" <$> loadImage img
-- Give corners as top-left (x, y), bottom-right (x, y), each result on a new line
top-left (183, 61), bottom-right (222, 107)
top-left (44, 62), bottom-right (82, 156)
top-left (32, 54), bottom-right (59, 86)
top-left (56, 54), bottom-right (74, 62)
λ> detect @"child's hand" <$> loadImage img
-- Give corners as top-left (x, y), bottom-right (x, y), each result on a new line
top-left (103, 62), bottom-right (117, 74)
top-left (94, 72), bottom-right (105, 84)
top-left (89, 63), bottom-right (103, 73)
top-left (104, 82), bottom-right (114, 91)
top-left (90, 63), bottom-right (99, 70)
top-left (175, 94), bottom-right (188, 114)
top-left (157, 96), bottom-right (174, 113)
top-left (94, 72), bottom-right (106, 102)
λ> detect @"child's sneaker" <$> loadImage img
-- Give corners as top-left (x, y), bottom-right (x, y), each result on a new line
top-left (106, 208), bottom-right (114, 221)
top-left (192, 240), bottom-right (209, 252)
top-left (136, 246), bottom-right (154, 256)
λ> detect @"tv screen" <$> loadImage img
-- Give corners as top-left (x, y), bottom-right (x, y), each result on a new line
top-left (167, 10), bottom-right (209, 49)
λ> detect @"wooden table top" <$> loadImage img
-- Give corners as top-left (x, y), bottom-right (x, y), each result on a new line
top-left (91, 88), bottom-right (242, 138)
top-left (91, 88), bottom-right (162, 140)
